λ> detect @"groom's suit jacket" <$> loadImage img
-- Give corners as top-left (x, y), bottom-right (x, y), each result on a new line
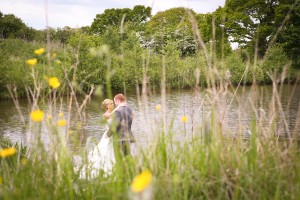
top-left (108, 105), bottom-right (135, 143)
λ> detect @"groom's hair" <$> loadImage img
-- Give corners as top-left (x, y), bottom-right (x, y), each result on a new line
top-left (114, 93), bottom-right (126, 102)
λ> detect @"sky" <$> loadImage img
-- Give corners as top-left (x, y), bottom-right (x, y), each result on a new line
top-left (0, 0), bottom-right (225, 30)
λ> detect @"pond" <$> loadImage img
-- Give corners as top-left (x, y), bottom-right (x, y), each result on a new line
top-left (0, 84), bottom-right (299, 151)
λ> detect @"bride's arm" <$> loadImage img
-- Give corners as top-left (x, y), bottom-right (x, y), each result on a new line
top-left (103, 111), bottom-right (111, 120)
top-left (107, 111), bottom-right (121, 137)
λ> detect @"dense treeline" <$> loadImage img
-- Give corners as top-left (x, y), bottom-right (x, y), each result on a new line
top-left (0, 1), bottom-right (299, 98)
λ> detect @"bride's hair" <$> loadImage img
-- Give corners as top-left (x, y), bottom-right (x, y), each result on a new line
top-left (101, 99), bottom-right (114, 112)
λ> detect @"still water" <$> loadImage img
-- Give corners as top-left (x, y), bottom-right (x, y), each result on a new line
top-left (0, 84), bottom-right (299, 150)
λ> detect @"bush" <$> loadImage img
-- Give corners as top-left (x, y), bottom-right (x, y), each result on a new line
top-left (0, 39), bottom-right (36, 95)
top-left (224, 50), bottom-right (251, 84)
top-left (260, 44), bottom-right (292, 83)
top-left (0, 38), bottom-right (72, 98)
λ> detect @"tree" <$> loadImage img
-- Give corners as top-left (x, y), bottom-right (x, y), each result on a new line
top-left (51, 26), bottom-right (76, 44)
top-left (146, 7), bottom-right (195, 33)
top-left (276, 0), bottom-right (300, 68)
top-left (0, 12), bottom-right (44, 41)
top-left (90, 5), bottom-right (151, 35)
top-left (0, 13), bottom-right (26, 38)
top-left (145, 7), bottom-right (198, 56)
top-left (224, 0), bottom-right (281, 58)
top-left (224, 0), bottom-right (300, 67)
top-left (131, 5), bottom-right (152, 27)
top-left (196, 7), bottom-right (232, 59)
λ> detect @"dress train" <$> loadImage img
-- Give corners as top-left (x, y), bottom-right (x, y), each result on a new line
top-left (79, 129), bottom-right (115, 179)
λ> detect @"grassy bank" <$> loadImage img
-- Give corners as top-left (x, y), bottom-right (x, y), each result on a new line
top-left (0, 120), bottom-right (299, 199)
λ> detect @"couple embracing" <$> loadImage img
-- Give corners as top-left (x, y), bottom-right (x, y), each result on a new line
top-left (87, 93), bottom-right (135, 176)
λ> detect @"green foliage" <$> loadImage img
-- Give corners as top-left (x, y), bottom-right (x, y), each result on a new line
top-left (145, 7), bottom-right (197, 56)
top-left (0, 39), bottom-right (35, 96)
top-left (146, 7), bottom-right (195, 33)
top-left (260, 44), bottom-right (292, 82)
top-left (68, 28), bottom-right (201, 91)
top-left (276, 0), bottom-right (300, 68)
top-left (111, 32), bottom-right (144, 89)
top-left (0, 13), bottom-right (26, 38)
top-left (132, 5), bottom-right (152, 21)
top-left (68, 32), bottom-right (111, 91)
top-left (47, 26), bottom-right (77, 45)
top-left (0, 12), bottom-right (42, 41)
top-left (90, 5), bottom-right (151, 35)
top-left (197, 7), bottom-right (232, 58)
top-left (224, 0), bottom-right (282, 57)
top-left (1, 2), bottom-right (300, 98)
top-left (224, 0), bottom-right (300, 67)
top-left (0, 39), bottom-right (72, 98)
top-left (0, 11), bottom-right (84, 43)
top-left (224, 50), bottom-right (251, 84)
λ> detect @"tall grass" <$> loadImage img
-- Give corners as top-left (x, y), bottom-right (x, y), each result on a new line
top-left (1, 109), bottom-right (299, 199)
top-left (1, 9), bottom-right (300, 200)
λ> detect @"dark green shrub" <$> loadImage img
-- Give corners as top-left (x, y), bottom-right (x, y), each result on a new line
top-left (224, 50), bottom-right (251, 84)
top-left (260, 44), bottom-right (292, 83)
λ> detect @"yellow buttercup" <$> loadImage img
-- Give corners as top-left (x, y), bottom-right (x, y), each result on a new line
top-left (131, 169), bottom-right (153, 193)
top-left (48, 77), bottom-right (61, 89)
top-left (181, 115), bottom-right (187, 123)
top-left (34, 48), bottom-right (45, 55)
top-left (26, 58), bottom-right (37, 66)
top-left (0, 147), bottom-right (17, 158)
top-left (30, 110), bottom-right (44, 122)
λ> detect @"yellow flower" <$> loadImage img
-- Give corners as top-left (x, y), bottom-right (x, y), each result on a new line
top-left (155, 104), bottom-right (161, 111)
top-left (34, 48), bottom-right (45, 55)
top-left (57, 119), bottom-right (67, 127)
top-left (58, 112), bottom-right (64, 117)
top-left (48, 77), bottom-right (61, 89)
top-left (131, 169), bottom-right (152, 193)
top-left (30, 110), bottom-right (44, 122)
top-left (26, 58), bottom-right (37, 66)
top-left (52, 53), bottom-right (57, 58)
top-left (55, 60), bottom-right (61, 64)
top-left (0, 147), bottom-right (17, 158)
top-left (181, 115), bottom-right (187, 123)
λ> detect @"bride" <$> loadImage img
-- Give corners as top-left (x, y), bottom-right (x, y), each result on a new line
top-left (80, 99), bottom-right (116, 178)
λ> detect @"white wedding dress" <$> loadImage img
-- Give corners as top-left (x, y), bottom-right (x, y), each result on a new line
top-left (79, 120), bottom-right (115, 179)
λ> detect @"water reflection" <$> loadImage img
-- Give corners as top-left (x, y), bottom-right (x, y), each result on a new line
top-left (0, 84), bottom-right (299, 150)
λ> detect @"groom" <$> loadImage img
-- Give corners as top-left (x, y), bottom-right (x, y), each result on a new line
top-left (107, 93), bottom-right (135, 159)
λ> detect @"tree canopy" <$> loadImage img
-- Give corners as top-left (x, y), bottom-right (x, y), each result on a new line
top-left (90, 5), bottom-right (151, 35)
top-left (276, 0), bottom-right (300, 66)
top-left (224, 0), bottom-right (300, 62)
top-left (0, 12), bottom-right (26, 38)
